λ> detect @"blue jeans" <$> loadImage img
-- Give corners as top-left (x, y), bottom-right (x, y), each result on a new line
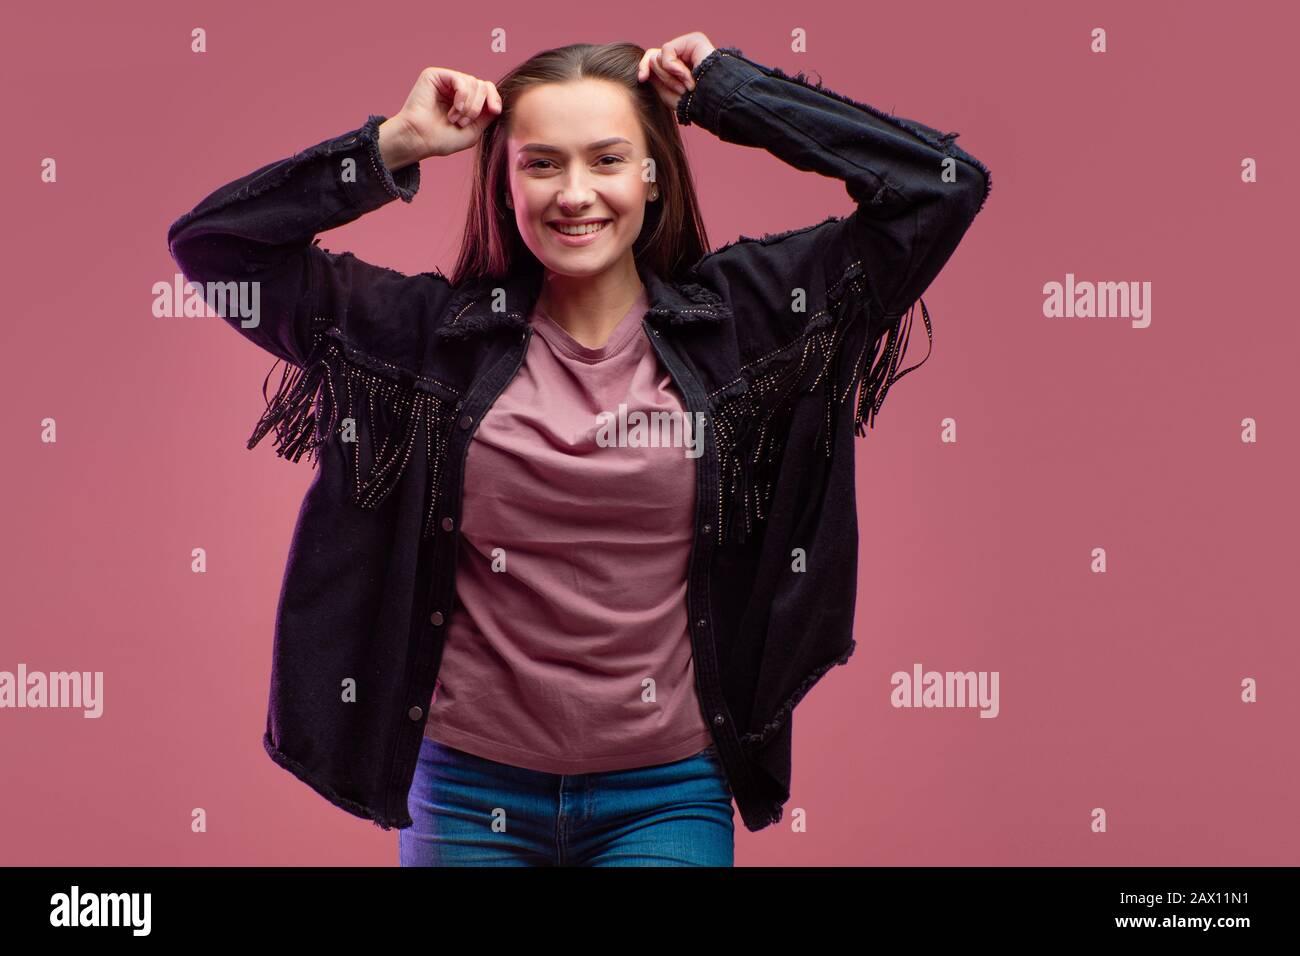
top-left (399, 736), bottom-right (736, 866)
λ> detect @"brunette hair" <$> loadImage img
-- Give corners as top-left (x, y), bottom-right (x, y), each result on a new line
top-left (448, 42), bottom-right (710, 286)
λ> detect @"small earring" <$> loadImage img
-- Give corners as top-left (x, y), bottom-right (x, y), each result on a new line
top-left (649, 186), bottom-right (659, 201)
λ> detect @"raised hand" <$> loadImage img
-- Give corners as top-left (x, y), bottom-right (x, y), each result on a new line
top-left (637, 33), bottom-right (717, 112)
top-left (379, 67), bottom-right (503, 168)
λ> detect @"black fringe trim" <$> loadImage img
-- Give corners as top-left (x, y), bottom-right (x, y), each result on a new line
top-left (246, 331), bottom-right (461, 540)
top-left (855, 295), bottom-right (933, 438)
top-left (709, 263), bottom-right (932, 548)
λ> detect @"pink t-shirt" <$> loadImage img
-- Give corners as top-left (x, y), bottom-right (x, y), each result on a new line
top-left (421, 286), bottom-right (714, 773)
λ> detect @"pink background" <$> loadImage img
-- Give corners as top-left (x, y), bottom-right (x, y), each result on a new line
top-left (3, 1), bottom-right (1297, 866)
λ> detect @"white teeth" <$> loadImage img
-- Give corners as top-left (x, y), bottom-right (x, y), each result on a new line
top-left (552, 221), bottom-right (608, 235)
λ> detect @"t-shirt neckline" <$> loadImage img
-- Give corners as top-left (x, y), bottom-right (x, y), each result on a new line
top-left (531, 288), bottom-right (650, 364)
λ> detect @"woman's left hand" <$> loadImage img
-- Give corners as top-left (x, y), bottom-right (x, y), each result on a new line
top-left (637, 33), bottom-right (717, 112)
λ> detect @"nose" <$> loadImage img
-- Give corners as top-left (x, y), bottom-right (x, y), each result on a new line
top-left (557, 169), bottom-right (596, 213)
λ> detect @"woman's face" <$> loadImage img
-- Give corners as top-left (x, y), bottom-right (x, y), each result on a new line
top-left (506, 79), bottom-right (654, 278)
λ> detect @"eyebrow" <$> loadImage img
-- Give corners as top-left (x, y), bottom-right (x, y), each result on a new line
top-left (517, 137), bottom-right (634, 155)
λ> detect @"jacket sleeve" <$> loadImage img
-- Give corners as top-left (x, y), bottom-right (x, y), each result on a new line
top-left (166, 113), bottom-right (445, 370)
top-left (166, 115), bottom-right (465, 493)
top-left (677, 46), bottom-right (991, 431)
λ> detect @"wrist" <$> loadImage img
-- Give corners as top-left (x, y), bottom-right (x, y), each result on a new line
top-left (693, 43), bottom-right (717, 70)
top-left (378, 115), bottom-right (430, 170)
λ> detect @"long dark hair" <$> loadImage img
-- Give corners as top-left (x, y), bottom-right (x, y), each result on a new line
top-left (449, 42), bottom-right (710, 287)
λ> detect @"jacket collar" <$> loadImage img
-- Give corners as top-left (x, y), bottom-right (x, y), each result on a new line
top-left (432, 257), bottom-right (730, 342)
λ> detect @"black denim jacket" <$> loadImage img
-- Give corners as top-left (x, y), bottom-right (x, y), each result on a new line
top-left (165, 46), bottom-right (991, 833)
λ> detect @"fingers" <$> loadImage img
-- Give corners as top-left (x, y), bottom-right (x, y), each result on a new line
top-left (445, 73), bottom-right (469, 122)
top-left (637, 48), bottom-right (658, 82)
top-left (462, 81), bottom-right (488, 125)
top-left (447, 77), bottom-right (498, 126)
top-left (638, 47), bottom-right (693, 95)
top-left (649, 53), bottom-right (684, 94)
top-left (451, 76), bottom-right (475, 123)
top-left (660, 46), bottom-right (694, 90)
top-left (428, 68), bottom-right (456, 108)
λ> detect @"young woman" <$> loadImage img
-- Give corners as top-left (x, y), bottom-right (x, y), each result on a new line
top-left (167, 32), bottom-right (990, 866)
top-left (385, 35), bottom-right (731, 867)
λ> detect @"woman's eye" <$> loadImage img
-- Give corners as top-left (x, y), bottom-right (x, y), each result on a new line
top-left (525, 155), bottom-right (624, 171)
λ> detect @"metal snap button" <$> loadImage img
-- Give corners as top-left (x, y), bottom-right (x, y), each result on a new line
top-left (459, 415), bottom-right (474, 429)
top-left (408, 705), bottom-right (423, 721)
top-left (441, 516), bottom-right (454, 532)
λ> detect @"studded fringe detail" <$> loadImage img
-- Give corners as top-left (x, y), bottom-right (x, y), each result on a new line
top-left (246, 332), bottom-right (461, 540)
top-left (856, 294), bottom-right (933, 438)
top-left (709, 274), bottom-right (933, 548)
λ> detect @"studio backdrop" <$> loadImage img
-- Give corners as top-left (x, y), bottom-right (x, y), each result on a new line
top-left (3, 0), bottom-right (1296, 866)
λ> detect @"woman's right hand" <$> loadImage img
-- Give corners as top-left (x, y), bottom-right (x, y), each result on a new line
top-left (379, 67), bottom-right (503, 168)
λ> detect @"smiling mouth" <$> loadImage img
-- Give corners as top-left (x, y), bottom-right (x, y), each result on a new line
top-left (547, 220), bottom-right (611, 236)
